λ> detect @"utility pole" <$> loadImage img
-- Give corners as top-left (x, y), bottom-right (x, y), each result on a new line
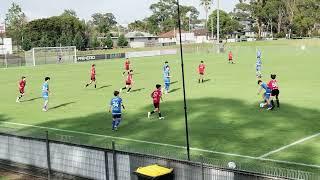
top-left (217, 0), bottom-right (220, 45)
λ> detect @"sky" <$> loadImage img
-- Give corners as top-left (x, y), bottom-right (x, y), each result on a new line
top-left (0, 0), bottom-right (238, 24)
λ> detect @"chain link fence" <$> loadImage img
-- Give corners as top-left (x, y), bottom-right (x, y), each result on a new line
top-left (0, 129), bottom-right (318, 180)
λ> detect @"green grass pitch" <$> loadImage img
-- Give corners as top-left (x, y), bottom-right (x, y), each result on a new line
top-left (0, 39), bottom-right (319, 173)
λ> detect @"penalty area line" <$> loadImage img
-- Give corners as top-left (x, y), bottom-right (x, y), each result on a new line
top-left (259, 132), bottom-right (320, 158)
top-left (1, 121), bottom-right (320, 169)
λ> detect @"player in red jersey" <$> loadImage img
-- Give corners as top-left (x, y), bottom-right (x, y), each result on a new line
top-left (268, 74), bottom-right (280, 108)
top-left (122, 58), bottom-right (130, 75)
top-left (85, 64), bottom-right (97, 88)
top-left (198, 61), bottom-right (206, 83)
top-left (228, 51), bottom-right (234, 64)
top-left (120, 70), bottom-right (134, 93)
top-left (16, 76), bottom-right (26, 103)
top-left (148, 84), bottom-right (164, 120)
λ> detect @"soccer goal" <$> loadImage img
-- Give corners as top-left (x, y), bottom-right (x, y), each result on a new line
top-left (25, 46), bottom-right (77, 66)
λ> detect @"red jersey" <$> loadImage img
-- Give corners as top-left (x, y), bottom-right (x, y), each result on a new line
top-left (126, 73), bottom-right (133, 84)
top-left (268, 79), bottom-right (279, 90)
top-left (228, 52), bottom-right (233, 60)
top-left (151, 89), bottom-right (162, 103)
top-left (19, 80), bottom-right (26, 89)
top-left (125, 60), bottom-right (130, 70)
top-left (91, 67), bottom-right (96, 77)
top-left (198, 64), bottom-right (205, 73)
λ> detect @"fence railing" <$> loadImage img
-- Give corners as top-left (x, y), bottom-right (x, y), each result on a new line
top-left (0, 130), bottom-right (318, 180)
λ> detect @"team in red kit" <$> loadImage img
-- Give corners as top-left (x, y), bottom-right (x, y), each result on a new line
top-left (85, 64), bottom-right (97, 88)
top-left (198, 61), bottom-right (206, 83)
top-left (16, 76), bottom-right (26, 103)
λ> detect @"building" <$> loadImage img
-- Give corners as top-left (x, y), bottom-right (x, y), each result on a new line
top-left (125, 31), bottom-right (158, 48)
top-left (159, 29), bottom-right (195, 44)
top-left (192, 29), bottom-right (209, 43)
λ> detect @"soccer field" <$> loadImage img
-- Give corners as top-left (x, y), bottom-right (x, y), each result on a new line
top-left (0, 39), bottom-right (319, 174)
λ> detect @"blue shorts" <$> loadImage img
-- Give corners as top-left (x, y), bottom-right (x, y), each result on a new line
top-left (43, 96), bottom-right (49, 101)
top-left (164, 82), bottom-right (170, 89)
top-left (112, 114), bottom-right (122, 120)
top-left (264, 92), bottom-right (271, 100)
top-left (256, 66), bottom-right (261, 72)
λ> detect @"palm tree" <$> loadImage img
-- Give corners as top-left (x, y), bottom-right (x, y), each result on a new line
top-left (200, 0), bottom-right (212, 28)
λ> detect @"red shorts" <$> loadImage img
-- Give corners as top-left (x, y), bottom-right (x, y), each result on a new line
top-left (19, 88), bottom-right (25, 94)
top-left (229, 58), bottom-right (233, 61)
top-left (153, 102), bottom-right (160, 109)
top-left (126, 81), bottom-right (132, 85)
top-left (199, 72), bottom-right (204, 75)
top-left (91, 76), bottom-right (96, 81)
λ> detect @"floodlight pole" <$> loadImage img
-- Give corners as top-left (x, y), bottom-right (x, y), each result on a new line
top-left (217, 0), bottom-right (220, 45)
top-left (177, 0), bottom-right (191, 161)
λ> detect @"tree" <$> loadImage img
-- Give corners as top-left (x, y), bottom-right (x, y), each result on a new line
top-left (148, 0), bottom-right (199, 32)
top-left (117, 34), bottom-right (128, 47)
top-left (207, 10), bottom-right (241, 38)
top-left (5, 2), bottom-right (27, 49)
top-left (128, 20), bottom-right (147, 32)
top-left (39, 34), bottom-right (49, 47)
top-left (89, 35), bottom-right (100, 49)
top-left (61, 9), bottom-right (77, 17)
top-left (91, 13), bottom-right (117, 35)
top-left (73, 32), bottom-right (85, 50)
top-left (200, 0), bottom-right (212, 28)
top-left (21, 36), bottom-right (32, 51)
top-left (103, 35), bottom-right (113, 49)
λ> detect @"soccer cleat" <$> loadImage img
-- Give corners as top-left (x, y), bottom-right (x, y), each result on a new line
top-left (16, 98), bottom-right (20, 103)
top-left (42, 108), bottom-right (47, 112)
top-left (267, 107), bottom-right (273, 111)
top-left (147, 112), bottom-right (151, 119)
top-left (126, 91), bottom-right (130, 94)
top-left (159, 117), bottom-right (164, 120)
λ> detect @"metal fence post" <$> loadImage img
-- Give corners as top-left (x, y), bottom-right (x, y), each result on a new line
top-left (201, 155), bottom-right (204, 180)
top-left (112, 141), bottom-right (118, 180)
top-left (45, 131), bottom-right (52, 180)
top-left (104, 150), bottom-right (109, 180)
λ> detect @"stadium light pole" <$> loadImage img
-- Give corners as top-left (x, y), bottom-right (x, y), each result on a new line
top-left (177, 0), bottom-right (191, 161)
top-left (216, 0), bottom-right (220, 45)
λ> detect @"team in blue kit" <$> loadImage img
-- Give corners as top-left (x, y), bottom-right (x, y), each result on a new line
top-left (42, 77), bottom-right (50, 112)
top-left (109, 91), bottom-right (125, 131)
top-left (257, 80), bottom-right (273, 110)
top-left (256, 50), bottom-right (262, 78)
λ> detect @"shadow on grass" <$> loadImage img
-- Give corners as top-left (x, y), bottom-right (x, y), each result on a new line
top-left (1, 98), bottom-right (319, 172)
top-left (50, 102), bottom-right (76, 110)
top-left (131, 88), bottom-right (145, 93)
top-left (203, 79), bottom-right (211, 83)
top-left (97, 85), bottom-right (112, 89)
top-left (169, 88), bottom-right (181, 93)
top-left (170, 81), bottom-right (178, 85)
top-left (22, 97), bottom-right (42, 102)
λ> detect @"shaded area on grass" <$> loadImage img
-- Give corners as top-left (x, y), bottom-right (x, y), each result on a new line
top-left (0, 97), bottom-right (319, 173)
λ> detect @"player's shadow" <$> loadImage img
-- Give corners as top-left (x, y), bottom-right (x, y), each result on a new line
top-left (203, 79), bottom-right (211, 83)
top-left (50, 102), bottom-right (76, 110)
top-left (97, 85), bottom-right (112, 90)
top-left (131, 88), bottom-right (145, 93)
top-left (169, 88), bottom-right (181, 93)
top-left (170, 81), bottom-right (178, 85)
top-left (9, 97), bottom-right (320, 170)
top-left (22, 97), bottom-right (42, 102)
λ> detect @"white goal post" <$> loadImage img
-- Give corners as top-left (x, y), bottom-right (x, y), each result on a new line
top-left (25, 46), bottom-right (77, 66)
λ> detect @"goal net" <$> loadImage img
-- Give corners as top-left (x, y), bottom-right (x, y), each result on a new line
top-left (25, 46), bottom-right (77, 66)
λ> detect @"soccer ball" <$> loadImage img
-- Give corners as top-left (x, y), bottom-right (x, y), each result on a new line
top-left (301, 45), bottom-right (306, 50)
top-left (228, 162), bottom-right (236, 169)
top-left (259, 103), bottom-right (265, 108)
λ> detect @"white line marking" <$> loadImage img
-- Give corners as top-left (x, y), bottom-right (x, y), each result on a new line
top-left (259, 132), bottom-right (320, 158)
top-left (1, 121), bottom-right (320, 169)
